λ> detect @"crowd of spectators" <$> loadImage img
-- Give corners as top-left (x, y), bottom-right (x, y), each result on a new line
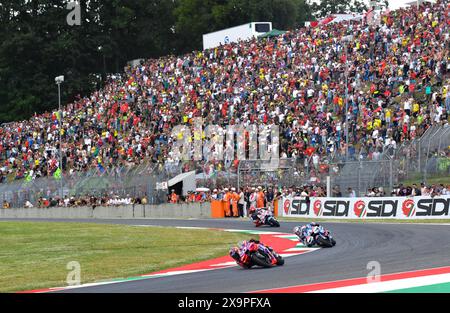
top-left (2, 181), bottom-right (449, 209)
top-left (10, 193), bottom-right (150, 209)
top-left (0, 1), bottom-right (449, 189)
top-left (324, 183), bottom-right (450, 197)
top-left (168, 189), bottom-right (210, 203)
top-left (390, 183), bottom-right (450, 196)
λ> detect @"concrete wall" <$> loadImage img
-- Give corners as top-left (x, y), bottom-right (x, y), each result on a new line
top-left (0, 203), bottom-right (211, 219)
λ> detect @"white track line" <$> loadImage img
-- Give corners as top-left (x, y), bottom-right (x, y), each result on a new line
top-left (309, 273), bottom-right (450, 293)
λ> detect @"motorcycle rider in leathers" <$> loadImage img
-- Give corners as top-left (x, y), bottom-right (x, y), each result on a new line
top-left (229, 239), bottom-right (277, 267)
top-left (293, 222), bottom-right (321, 247)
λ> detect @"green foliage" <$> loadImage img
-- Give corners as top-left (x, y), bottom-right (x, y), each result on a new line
top-left (309, 0), bottom-right (368, 19)
top-left (173, 0), bottom-right (311, 53)
top-left (0, 0), bottom-right (310, 123)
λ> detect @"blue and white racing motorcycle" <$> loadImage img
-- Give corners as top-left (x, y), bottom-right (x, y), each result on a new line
top-left (294, 223), bottom-right (336, 248)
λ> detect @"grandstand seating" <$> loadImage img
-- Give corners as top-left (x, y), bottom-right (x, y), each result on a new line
top-left (0, 0), bottom-right (449, 185)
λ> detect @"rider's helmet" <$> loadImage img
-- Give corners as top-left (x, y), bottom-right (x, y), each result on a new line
top-left (310, 222), bottom-right (319, 227)
top-left (238, 240), bottom-right (248, 248)
top-left (293, 226), bottom-right (302, 236)
top-left (229, 247), bottom-right (240, 261)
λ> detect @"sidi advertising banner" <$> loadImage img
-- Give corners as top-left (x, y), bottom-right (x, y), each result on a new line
top-left (280, 196), bottom-right (450, 219)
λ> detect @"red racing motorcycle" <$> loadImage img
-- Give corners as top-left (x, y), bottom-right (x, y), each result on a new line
top-left (229, 240), bottom-right (284, 269)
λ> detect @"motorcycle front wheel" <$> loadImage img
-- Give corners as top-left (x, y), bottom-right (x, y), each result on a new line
top-left (268, 217), bottom-right (280, 227)
top-left (250, 253), bottom-right (274, 268)
top-left (276, 255), bottom-right (285, 266)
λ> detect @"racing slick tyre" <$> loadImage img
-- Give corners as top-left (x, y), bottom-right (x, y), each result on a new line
top-left (331, 238), bottom-right (336, 246)
top-left (276, 256), bottom-right (285, 266)
top-left (316, 236), bottom-right (334, 248)
top-left (251, 253), bottom-right (274, 268)
top-left (268, 217), bottom-right (280, 227)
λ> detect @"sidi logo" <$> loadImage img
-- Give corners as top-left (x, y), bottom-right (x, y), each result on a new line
top-left (290, 199), bottom-right (310, 215)
top-left (353, 200), bottom-right (366, 218)
top-left (313, 200), bottom-right (322, 216)
top-left (283, 199), bottom-right (291, 215)
top-left (321, 200), bottom-right (350, 217)
top-left (402, 199), bottom-right (415, 217)
top-left (367, 200), bottom-right (398, 217)
top-left (66, 2), bottom-right (81, 26)
top-left (416, 198), bottom-right (450, 217)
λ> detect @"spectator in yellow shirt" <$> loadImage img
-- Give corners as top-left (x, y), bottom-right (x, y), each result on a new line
top-left (413, 103), bottom-right (420, 118)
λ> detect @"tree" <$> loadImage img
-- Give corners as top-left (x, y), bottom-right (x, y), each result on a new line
top-left (308, 0), bottom-right (368, 19)
top-left (173, 0), bottom-right (311, 53)
top-left (0, 0), bottom-right (176, 123)
top-left (0, 0), bottom-right (311, 123)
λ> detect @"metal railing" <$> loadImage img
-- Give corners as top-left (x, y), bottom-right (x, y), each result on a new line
top-left (1, 125), bottom-right (448, 207)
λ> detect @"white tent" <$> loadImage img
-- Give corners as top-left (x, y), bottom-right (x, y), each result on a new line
top-left (168, 171), bottom-right (196, 196)
top-left (328, 13), bottom-right (364, 24)
top-left (404, 0), bottom-right (436, 8)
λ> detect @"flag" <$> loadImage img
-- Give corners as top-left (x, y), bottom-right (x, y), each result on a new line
top-left (54, 168), bottom-right (62, 180)
top-left (320, 15), bottom-right (336, 26)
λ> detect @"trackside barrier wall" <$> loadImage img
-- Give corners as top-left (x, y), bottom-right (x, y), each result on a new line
top-left (210, 200), bottom-right (226, 218)
top-left (209, 199), bottom-right (279, 218)
top-left (0, 203), bottom-right (211, 219)
top-left (280, 196), bottom-right (450, 219)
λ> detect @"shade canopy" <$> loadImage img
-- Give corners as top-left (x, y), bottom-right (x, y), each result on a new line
top-left (258, 29), bottom-right (286, 38)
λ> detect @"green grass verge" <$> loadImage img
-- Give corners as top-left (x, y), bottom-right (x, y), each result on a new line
top-left (400, 175), bottom-right (450, 187)
top-left (278, 217), bottom-right (450, 224)
top-left (0, 222), bottom-right (252, 293)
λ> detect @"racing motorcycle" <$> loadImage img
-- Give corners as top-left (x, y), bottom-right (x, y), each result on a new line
top-left (229, 240), bottom-right (285, 269)
top-left (310, 225), bottom-right (336, 248)
top-left (250, 208), bottom-right (280, 227)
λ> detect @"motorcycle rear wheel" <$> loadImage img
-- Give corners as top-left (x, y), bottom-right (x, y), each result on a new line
top-left (251, 253), bottom-right (274, 268)
top-left (316, 236), bottom-right (333, 248)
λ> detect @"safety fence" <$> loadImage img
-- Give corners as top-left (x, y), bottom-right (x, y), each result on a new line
top-left (0, 162), bottom-right (172, 208)
top-left (1, 125), bottom-right (448, 208)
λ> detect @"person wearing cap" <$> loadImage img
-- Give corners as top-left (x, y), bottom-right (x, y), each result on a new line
top-left (211, 189), bottom-right (219, 200)
top-left (223, 188), bottom-right (232, 217)
top-left (256, 186), bottom-right (265, 209)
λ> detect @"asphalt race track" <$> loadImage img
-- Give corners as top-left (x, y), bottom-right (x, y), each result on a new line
top-left (3, 218), bottom-right (450, 293)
